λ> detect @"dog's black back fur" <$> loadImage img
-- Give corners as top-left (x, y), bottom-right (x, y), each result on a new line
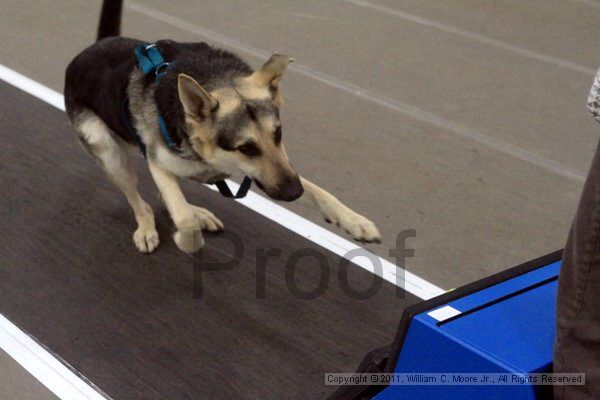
top-left (65, 37), bottom-right (142, 142)
top-left (64, 0), bottom-right (253, 147)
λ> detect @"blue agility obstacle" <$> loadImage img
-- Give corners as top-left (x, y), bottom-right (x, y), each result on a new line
top-left (330, 251), bottom-right (562, 400)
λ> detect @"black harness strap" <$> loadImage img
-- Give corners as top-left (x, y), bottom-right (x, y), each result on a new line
top-left (214, 177), bottom-right (253, 199)
top-left (123, 42), bottom-right (253, 199)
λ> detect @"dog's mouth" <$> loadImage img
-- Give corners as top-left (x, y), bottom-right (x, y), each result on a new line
top-left (253, 177), bottom-right (304, 202)
top-left (253, 178), bottom-right (266, 192)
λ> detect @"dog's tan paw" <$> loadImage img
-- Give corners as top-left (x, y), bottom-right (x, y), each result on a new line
top-left (133, 226), bottom-right (160, 253)
top-left (173, 229), bottom-right (205, 253)
top-left (191, 206), bottom-right (224, 232)
top-left (328, 210), bottom-right (381, 244)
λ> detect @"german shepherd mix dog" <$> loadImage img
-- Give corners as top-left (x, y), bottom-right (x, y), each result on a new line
top-left (65, 0), bottom-right (380, 254)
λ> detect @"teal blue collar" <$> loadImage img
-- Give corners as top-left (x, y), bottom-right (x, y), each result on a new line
top-left (135, 43), bottom-right (176, 150)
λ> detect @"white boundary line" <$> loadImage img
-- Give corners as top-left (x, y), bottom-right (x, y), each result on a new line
top-left (126, 2), bottom-right (586, 183)
top-left (0, 314), bottom-right (108, 400)
top-left (0, 63), bottom-right (444, 300)
top-left (0, 64), bottom-right (65, 111)
top-left (342, 0), bottom-right (596, 76)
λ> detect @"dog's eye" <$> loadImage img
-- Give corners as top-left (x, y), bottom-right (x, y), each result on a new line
top-left (217, 135), bottom-right (236, 151)
top-left (237, 141), bottom-right (261, 157)
top-left (274, 126), bottom-right (282, 145)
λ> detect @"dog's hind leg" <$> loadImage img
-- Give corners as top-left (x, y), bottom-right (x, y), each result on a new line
top-left (74, 111), bottom-right (159, 253)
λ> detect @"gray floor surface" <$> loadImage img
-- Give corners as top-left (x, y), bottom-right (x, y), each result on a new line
top-left (0, 350), bottom-right (59, 400)
top-left (1, 0), bottom-right (599, 398)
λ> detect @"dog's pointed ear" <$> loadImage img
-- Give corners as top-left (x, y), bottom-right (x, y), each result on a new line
top-left (248, 54), bottom-right (293, 107)
top-left (257, 53), bottom-right (294, 88)
top-left (178, 74), bottom-right (219, 119)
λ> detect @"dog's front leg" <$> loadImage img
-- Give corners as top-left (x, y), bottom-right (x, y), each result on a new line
top-left (299, 177), bottom-right (381, 243)
top-left (147, 159), bottom-right (204, 253)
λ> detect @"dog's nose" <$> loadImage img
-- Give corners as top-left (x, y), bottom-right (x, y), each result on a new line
top-left (274, 175), bottom-right (304, 202)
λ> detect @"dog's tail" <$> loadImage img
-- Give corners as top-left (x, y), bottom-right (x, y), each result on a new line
top-left (96, 0), bottom-right (123, 41)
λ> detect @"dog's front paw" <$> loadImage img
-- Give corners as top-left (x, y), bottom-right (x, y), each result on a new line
top-left (327, 209), bottom-right (381, 244)
top-left (191, 206), bottom-right (224, 232)
top-left (173, 229), bottom-right (204, 253)
top-left (133, 226), bottom-right (160, 253)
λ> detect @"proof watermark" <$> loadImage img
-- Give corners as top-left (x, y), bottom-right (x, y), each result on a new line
top-left (191, 229), bottom-right (416, 300)
top-left (324, 373), bottom-right (585, 386)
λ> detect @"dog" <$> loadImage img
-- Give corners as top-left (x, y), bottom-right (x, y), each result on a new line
top-left (64, 0), bottom-right (381, 254)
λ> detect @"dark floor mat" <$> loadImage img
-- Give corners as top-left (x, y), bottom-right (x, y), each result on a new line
top-left (0, 82), bottom-right (417, 400)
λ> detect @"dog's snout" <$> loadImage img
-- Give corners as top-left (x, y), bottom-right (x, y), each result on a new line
top-left (267, 174), bottom-right (303, 202)
top-left (278, 175), bottom-right (304, 201)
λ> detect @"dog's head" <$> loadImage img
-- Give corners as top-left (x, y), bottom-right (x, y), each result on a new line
top-left (177, 54), bottom-right (303, 202)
